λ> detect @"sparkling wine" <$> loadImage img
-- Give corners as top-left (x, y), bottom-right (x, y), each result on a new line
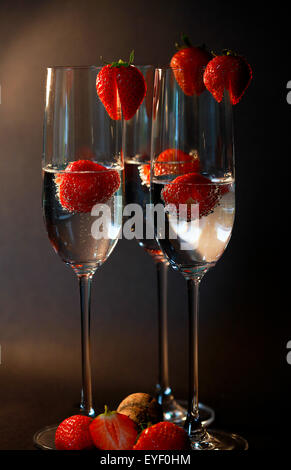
top-left (124, 159), bottom-right (163, 257)
top-left (42, 166), bottom-right (123, 274)
top-left (152, 176), bottom-right (235, 273)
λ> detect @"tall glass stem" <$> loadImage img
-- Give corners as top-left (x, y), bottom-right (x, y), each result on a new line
top-left (184, 277), bottom-right (204, 439)
top-left (78, 274), bottom-right (95, 417)
top-left (155, 260), bottom-right (171, 403)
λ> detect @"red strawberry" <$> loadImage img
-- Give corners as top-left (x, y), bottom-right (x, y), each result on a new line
top-left (96, 51), bottom-right (146, 121)
top-left (154, 148), bottom-right (199, 176)
top-left (89, 406), bottom-right (138, 450)
top-left (133, 421), bottom-right (190, 450)
top-left (161, 172), bottom-right (227, 220)
top-left (138, 162), bottom-right (151, 188)
top-left (96, 64), bottom-right (121, 120)
top-left (170, 35), bottom-right (212, 96)
top-left (55, 415), bottom-right (94, 450)
top-left (56, 160), bottom-right (120, 213)
top-left (138, 149), bottom-right (199, 188)
top-left (203, 51), bottom-right (252, 104)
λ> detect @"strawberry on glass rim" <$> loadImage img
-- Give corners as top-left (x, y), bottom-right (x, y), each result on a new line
top-left (161, 172), bottom-right (228, 221)
top-left (138, 148), bottom-right (200, 188)
top-left (55, 159), bottom-right (121, 213)
top-left (170, 34), bottom-right (212, 96)
top-left (203, 49), bottom-right (252, 104)
top-left (96, 50), bottom-right (147, 121)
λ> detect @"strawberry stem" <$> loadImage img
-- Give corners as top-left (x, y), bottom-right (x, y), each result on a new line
top-left (175, 32), bottom-right (192, 50)
top-left (174, 33), bottom-right (209, 54)
top-left (221, 48), bottom-right (237, 56)
top-left (129, 49), bottom-right (134, 64)
top-left (181, 33), bottom-right (192, 47)
top-left (102, 405), bottom-right (116, 417)
top-left (110, 50), bottom-right (135, 68)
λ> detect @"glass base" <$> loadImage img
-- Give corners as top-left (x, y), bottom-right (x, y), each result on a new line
top-left (191, 429), bottom-right (248, 450)
top-left (163, 398), bottom-right (215, 427)
top-left (33, 425), bottom-right (57, 450)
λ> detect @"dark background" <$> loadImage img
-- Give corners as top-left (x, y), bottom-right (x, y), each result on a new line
top-left (0, 0), bottom-right (288, 451)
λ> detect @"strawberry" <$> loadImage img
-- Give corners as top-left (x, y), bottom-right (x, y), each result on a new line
top-left (96, 64), bottom-right (121, 120)
top-left (133, 421), bottom-right (191, 450)
top-left (55, 415), bottom-right (94, 450)
top-left (154, 148), bottom-right (199, 176)
top-left (138, 162), bottom-right (151, 188)
top-left (96, 51), bottom-right (146, 120)
top-left (138, 149), bottom-right (199, 188)
top-left (161, 172), bottom-right (227, 221)
top-left (170, 35), bottom-right (212, 96)
top-left (89, 406), bottom-right (138, 450)
top-left (55, 159), bottom-right (120, 213)
top-left (203, 51), bottom-right (252, 104)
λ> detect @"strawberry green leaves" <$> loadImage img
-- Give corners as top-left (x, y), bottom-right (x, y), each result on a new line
top-left (96, 51), bottom-right (146, 120)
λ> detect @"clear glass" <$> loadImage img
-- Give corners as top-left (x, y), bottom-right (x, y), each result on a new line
top-left (150, 66), bottom-right (247, 450)
top-left (34, 66), bottom-right (123, 450)
top-left (124, 66), bottom-right (214, 426)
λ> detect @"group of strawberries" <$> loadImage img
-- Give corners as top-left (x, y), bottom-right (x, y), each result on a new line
top-left (56, 150), bottom-right (226, 221)
top-left (56, 37), bottom-right (251, 218)
top-left (55, 407), bottom-right (190, 451)
top-left (96, 35), bottom-right (252, 120)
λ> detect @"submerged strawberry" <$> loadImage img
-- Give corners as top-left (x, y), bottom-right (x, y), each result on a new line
top-left (55, 415), bottom-right (94, 450)
top-left (96, 51), bottom-right (147, 120)
top-left (154, 148), bottom-right (199, 176)
top-left (170, 34), bottom-right (212, 96)
top-left (138, 149), bottom-right (200, 188)
top-left (89, 406), bottom-right (138, 450)
top-left (203, 51), bottom-right (252, 104)
top-left (133, 421), bottom-right (190, 450)
top-left (138, 162), bottom-right (151, 188)
top-left (161, 172), bottom-right (227, 220)
top-left (56, 160), bottom-right (120, 213)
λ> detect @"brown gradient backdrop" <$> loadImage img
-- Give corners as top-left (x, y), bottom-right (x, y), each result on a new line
top-left (0, 0), bottom-right (288, 450)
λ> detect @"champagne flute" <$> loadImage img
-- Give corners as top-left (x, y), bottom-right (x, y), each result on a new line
top-left (150, 66), bottom-right (248, 449)
top-left (34, 66), bottom-right (123, 450)
top-left (124, 66), bottom-right (214, 426)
